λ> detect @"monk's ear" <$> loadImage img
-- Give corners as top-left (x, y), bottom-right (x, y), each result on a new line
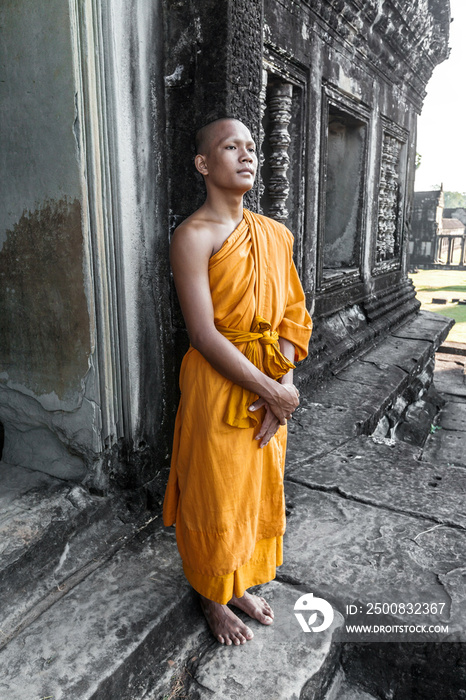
top-left (195, 154), bottom-right (208, 176)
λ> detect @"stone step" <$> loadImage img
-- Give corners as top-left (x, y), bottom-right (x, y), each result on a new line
top-left (0, 523), bottom-right (344, 700)
top-left (438, 341), bottom-right (466, 356)
top-left (279, 477), bottom-right (466, 698)
top-left (282, 479), bottom-right (466, 642)
top-left (291, 311), bottom-right (453, 457)
top-left (433, 353), bottom-right (466, 398)
top-left (286, 434), bottom-right (466, 530)
top-left (155, 580), bottom-right (344, 700)
top-left (0, 461), bottom-right (152, 647)
top-left (0, 522), bottom-right (202, 700)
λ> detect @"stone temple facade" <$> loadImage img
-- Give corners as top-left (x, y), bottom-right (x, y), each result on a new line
top-left (0, 0), bottom-right (451, 496)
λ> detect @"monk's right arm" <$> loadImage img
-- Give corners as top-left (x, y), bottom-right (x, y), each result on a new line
top-left (170, 225), bottom-right (299, 423)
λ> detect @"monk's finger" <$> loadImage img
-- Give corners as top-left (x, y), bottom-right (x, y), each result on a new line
top-left (260, 420), bottom-right (280, 448)
top-left (255, 410), bottom-right (274, 441)
top-left (249, 397), bottom-right (266, 412)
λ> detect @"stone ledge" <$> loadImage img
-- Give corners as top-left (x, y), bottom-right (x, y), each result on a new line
top-left (288, 312), bottom-right (452, 467)
top-left (438, 341), bottom-right (466, 356)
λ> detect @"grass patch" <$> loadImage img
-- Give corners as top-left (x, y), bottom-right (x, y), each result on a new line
top-left (409, 270), bottom-right (466, 343)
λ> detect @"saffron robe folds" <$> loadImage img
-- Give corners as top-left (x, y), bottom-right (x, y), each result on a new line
top-left (163, 209), bottom-right (312, 602)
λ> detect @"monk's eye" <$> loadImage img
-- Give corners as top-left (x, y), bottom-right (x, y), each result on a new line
top-left (225, 145), bottom-right (236, 149)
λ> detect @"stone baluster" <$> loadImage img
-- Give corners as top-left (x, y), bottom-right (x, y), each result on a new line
top-left (267, 81), bottom-right (293, 224)
top-left (258, 68), bottom-right (268, 203)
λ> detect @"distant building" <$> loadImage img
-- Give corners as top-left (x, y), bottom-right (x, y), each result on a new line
top-left (410, 190), bottom-right (466, 267)
top-left (437, 218), bottom-right (466, 265)
top-left (444, 208), bottom-right (466, 226)
top-left (410, 189), bottom-right (444, 265)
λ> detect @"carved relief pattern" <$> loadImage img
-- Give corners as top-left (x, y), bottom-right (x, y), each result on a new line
top-left (304, 0), bottom-right (449, 110)
top-left (377, 133), bottom-right (402, 262)
top-left (267, 81), bottom-right (293, 224)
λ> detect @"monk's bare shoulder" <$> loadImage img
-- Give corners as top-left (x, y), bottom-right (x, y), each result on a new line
top-left (170, 214), bottom-right (215, 265)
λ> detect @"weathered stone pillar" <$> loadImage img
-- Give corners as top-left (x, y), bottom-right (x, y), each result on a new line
top-left (267, 81), bottom-right (293, 224)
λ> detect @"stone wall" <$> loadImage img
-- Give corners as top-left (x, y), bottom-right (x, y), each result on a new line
top-left (260, 0), bottom-right (450, 381)
top-left (0, 0), bottom-right (175, 492)
top-left (0, 0), bottom-right (451, 495)
top-left (0, 0), bottom-right (96, 480)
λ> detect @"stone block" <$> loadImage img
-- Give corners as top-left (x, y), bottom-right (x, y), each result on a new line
top-left (286, 435), bottom-right (466, 529)
top-left (434, 356), bottom-right (466, 398)
top-left (186, 580), bottom-right (343, 700)
top-left (437, 401), bottom-right (466, 431)
top-left (282, 481), bottom-right (466, 643)
top-left (287, 400), bottom-right (369, 465)
top-left (422, 428), bottom-right (466, 468)
top-left (0, 464), bottom-right (148, 642)
top-left (0, 526), bottom-right (198, 700)
top-left (361, 336), bottom-right (433, 376)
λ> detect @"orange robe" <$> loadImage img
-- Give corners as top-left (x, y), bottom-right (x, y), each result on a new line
top-left (163, 209), bottom-right (312, 604)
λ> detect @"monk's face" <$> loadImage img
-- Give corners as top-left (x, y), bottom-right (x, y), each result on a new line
top-left (195, 119), bottom-right (258, 193)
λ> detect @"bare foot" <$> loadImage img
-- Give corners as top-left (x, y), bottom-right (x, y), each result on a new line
top-left (199, 595), bottom-right (254, 645)
top-left (229, 590), bottom-right (274, 625)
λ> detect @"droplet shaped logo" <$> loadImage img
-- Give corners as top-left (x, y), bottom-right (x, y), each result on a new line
top-left (294, 592), bottom-right (334, 633)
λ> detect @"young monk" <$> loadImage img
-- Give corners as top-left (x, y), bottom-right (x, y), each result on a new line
top-left (163, 117), bottom-right (312, 645)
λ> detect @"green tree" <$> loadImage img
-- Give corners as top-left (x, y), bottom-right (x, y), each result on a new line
top-left (444, 191), bottom-right (466, 208)
top-left (431, 187), bottom-right (466, 208)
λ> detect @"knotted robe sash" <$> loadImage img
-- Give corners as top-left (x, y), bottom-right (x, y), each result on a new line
top-left (215, 210), bottom-right (295, 428)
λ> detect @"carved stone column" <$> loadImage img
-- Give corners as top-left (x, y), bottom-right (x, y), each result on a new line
top-left (434, 235), bottom-right (441, 263)
top-left (447, 237), bottom-right (453, 265)
top-left (267, 81), bottom-right (293, 224)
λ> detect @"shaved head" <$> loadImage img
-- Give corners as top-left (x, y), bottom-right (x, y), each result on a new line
top-left (195, 118), bottom-right (244, 155)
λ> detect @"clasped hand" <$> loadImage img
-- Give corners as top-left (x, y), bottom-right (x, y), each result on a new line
top-left (249, 384), bottom-right (300, 448)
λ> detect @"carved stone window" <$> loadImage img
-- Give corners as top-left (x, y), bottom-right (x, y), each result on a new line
top-left (321, 105), bottom-right (367, 282)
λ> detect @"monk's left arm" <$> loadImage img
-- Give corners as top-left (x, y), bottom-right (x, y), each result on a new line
top-left (276, 260), bottom-right (313, 363)
top-left (278, 337), bottom-right (295, 386)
